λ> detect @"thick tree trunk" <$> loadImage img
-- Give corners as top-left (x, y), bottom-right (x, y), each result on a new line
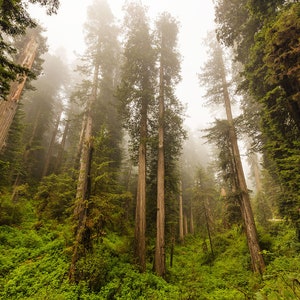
top-left (219, 44), bottom-right (265, 274)
top-left (75, 114), bottom-right (87, 170)
top-left (179, 180), bottom-right (184, 242)
top-left (134, 99), bottom-right (147, 273)
top-left (155, 60), bottom-right (166, 277)
top-left (69, 64), bottom-right (99, 282)
top-left (0, 35), bottom-right (38, 152)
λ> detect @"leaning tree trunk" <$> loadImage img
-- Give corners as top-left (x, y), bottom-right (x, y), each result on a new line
top-left (154, 58), bottom-right (166, 277)
top-left (134, 98), bottom-right (147, 273)
top-left (219, 44), bottom-right (265, 274)
top-left (0, 35), bottom-right (38, 152)
top-left (69, 64), bottom-right (99, 282)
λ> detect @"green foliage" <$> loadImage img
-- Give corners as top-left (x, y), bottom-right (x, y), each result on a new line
top-left (35, 173), bottom-right (75, 221)
top-left (258, 5), bottom-right (300, 238)
top-left (98, 265), bottom-right (179, 299)
top-left (0, 0), bottom-right (59, 98)
top-left (0, 218), bottom-right (299, 299)
top-left (0, 196), bottom-right (23, 225)
top-left (116, 2), bottom-right (156, 159)
top-left (215, 0), bottom-right (300, 239)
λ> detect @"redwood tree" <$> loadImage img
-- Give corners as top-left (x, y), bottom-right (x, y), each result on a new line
top-left (154, 12), bottom-right (182, 277)
top-left (117, 3), bottom-right (156, 272)
top-left (199, 33), bottom-right (265, 273)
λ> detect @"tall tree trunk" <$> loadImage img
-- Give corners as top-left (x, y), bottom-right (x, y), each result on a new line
top-left (75, 114), bottom-right (87, 170)
top-left (0, 35), bottom-right (38, 152)
top-left (219, 44), bottom-right (265, 274)
top-left (134, 99), bottom-right (147, 272)
top-left (42, 111), bottom-right (62, 177)
top-left (155, 58), bottom-right (166, 277)
top-left (190, 203), bottom-right (195, 235)
top-left (179, 180), bottom-right (184, 243)
top-left (183, 212), bottom-right (188, 236)
top-left (69, 64), bottom-right (99, 282)
top-left (55, 118), bottom-right (70, 173)
top-left (250, 152), bottom-right (262, 193)
top-left (204, 198), bottom-right (214, 257)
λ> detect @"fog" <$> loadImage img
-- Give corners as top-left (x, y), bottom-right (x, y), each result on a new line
top-left (29, 0), bottom-right (215, 132)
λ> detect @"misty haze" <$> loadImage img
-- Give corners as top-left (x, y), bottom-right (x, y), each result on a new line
top-left (0, 0), bottom-right (299, 298)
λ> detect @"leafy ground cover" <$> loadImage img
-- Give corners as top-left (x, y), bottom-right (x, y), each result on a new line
top-left (0, 220), bottom-right (299, 299)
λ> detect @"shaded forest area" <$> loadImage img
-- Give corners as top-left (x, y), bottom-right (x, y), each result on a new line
top-left (0, 0), bottom-right (299, 299)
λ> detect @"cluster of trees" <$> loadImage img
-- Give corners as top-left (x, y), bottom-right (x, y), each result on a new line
top-left (0, 0), bottom-right (299, 295)
top-left (213, 0), bottom-right (300, 239)
top-left (1, 0), bottom-right (187, 280)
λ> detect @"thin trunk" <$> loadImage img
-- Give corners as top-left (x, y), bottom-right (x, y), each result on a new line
top-left (170, 225), bottom-right (176, 268)
top-left (251, 152), bottom-right (262, 193)
top-left (69, 63), bottom-right (99, 282)
top-left (155, 57), bottom-right (165, 277)
top-left (219, 44), bottom-right (265, 274)
top-left (204, 198), bottom-right (214, 257)
top-left (55, 118), bottom-right (70, 173)
top-left (183, 212), bottom-right (188, 236)
top-left (190, 201), bottom-right (195, 235)
top-left (42, 111), bottom-right (62, 177)
top-left (179, 180), bottom-right (184, 243)
top-left (0, 35), bottom-right (38, 152)
top-left (134, 97), bottom-right (147, 273)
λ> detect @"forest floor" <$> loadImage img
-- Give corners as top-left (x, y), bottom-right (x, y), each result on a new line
top-left (0, 217), bottom-right (300, 299)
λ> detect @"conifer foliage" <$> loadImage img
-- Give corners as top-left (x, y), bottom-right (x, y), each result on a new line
top-left (0, 0), bottom-right (300, 298)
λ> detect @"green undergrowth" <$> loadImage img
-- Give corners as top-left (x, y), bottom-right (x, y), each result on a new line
top-left (0, 221), bottom-right (299, 299)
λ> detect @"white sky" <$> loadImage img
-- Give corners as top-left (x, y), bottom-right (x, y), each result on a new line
top-left (29, 0), bottom-right (216, 131)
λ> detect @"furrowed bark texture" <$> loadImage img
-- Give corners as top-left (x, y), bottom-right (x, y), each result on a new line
top-left (0, 35), bottom-right (38, 152)
top-left (219, 44), bottom-right (265, 274)
top-left (155, 59), bottom-right (166, 277)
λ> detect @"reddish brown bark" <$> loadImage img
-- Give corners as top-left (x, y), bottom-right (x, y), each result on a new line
top-left (218, 43), bottom-right (265, 274)
top-left (134, 99), bottom-right (147, 273)
top-left (69, 64), bottom-right (99, 282)
top-left (0, 35), bottom-right (38, 152)
top-left (154, 59), bottom-right (166, 277)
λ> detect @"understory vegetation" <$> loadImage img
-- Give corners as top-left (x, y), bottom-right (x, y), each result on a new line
top-left (1, 0), bottom-right (300, 299)
top-left (0, 202), bottom-right (299, 299)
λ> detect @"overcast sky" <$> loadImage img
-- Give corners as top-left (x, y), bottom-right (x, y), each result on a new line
top-left (29, 0), bottom-right (216, 131)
